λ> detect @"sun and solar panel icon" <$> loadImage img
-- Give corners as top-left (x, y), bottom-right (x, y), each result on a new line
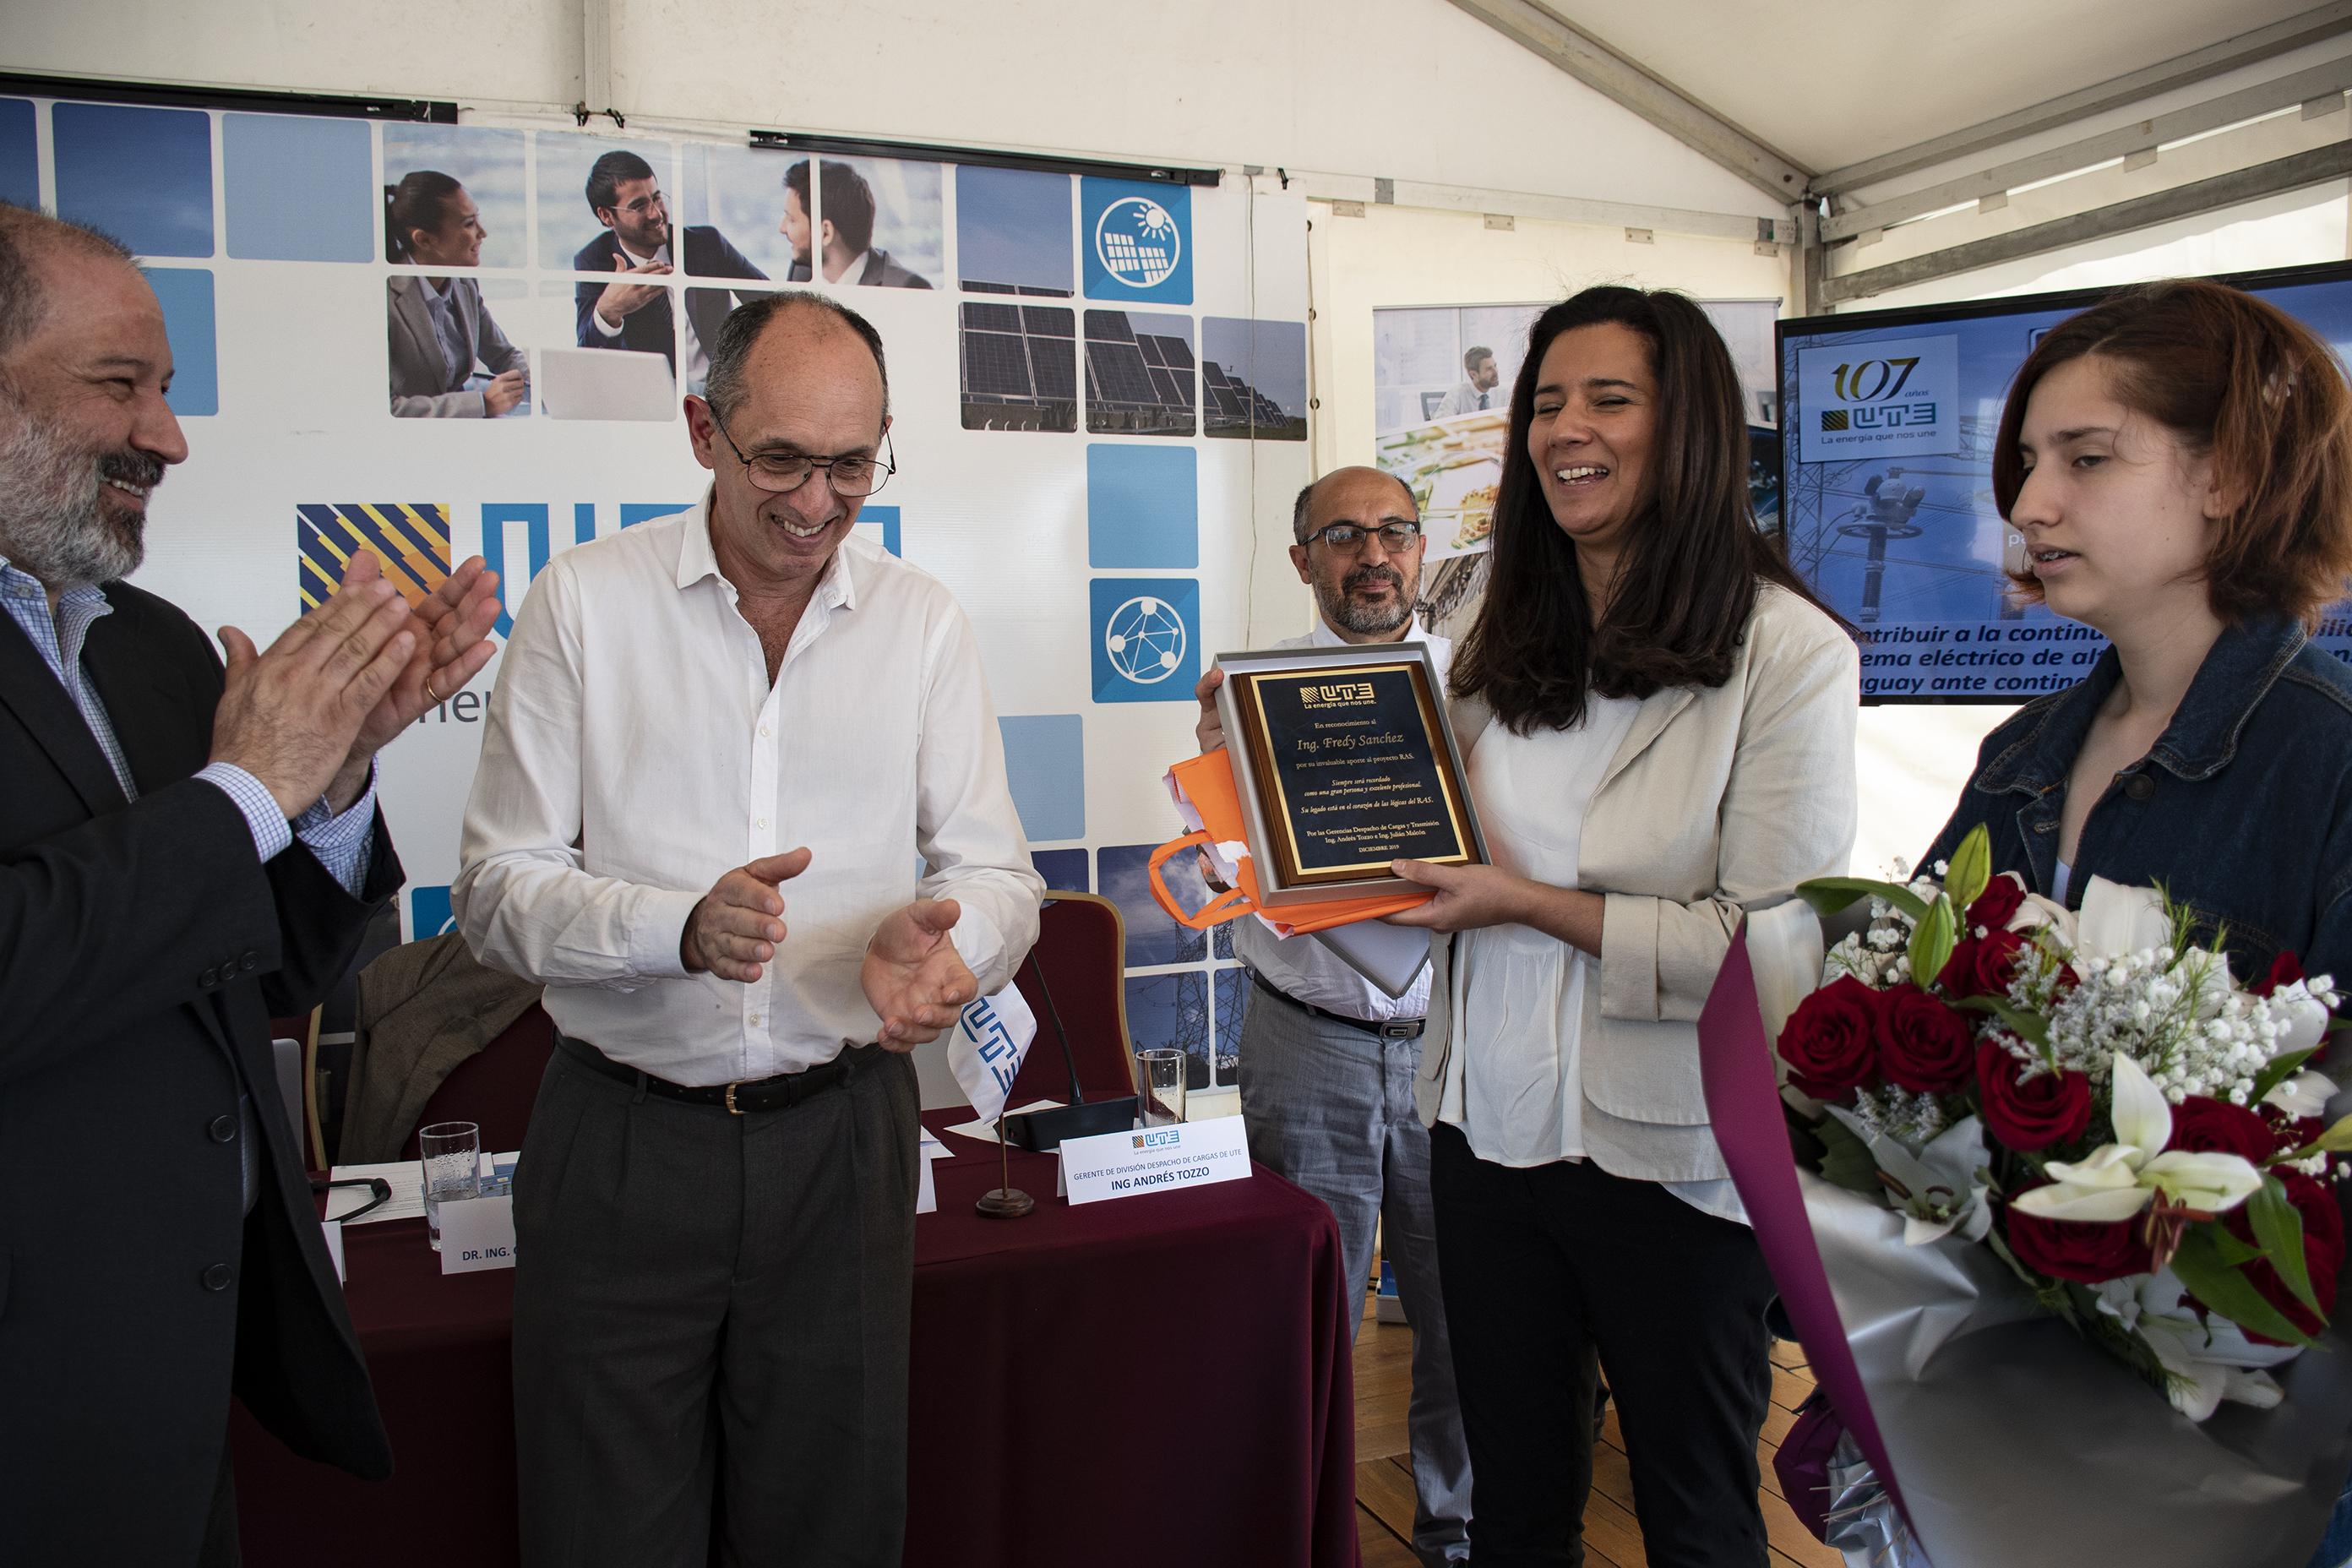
top-left (297, 503), bottom-right (451, 612)
top-left (1095, 197), bottom-right (1181, 290)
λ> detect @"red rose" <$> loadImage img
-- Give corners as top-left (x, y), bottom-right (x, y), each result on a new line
top-left (1967, 875), bottom-right (2027, 932)
top-left (2003, 1187), bottom-right (2155, 1284)
top-left (1876, 983), bottom-right (1975, 1095)
top-left (1780, 977), bottom-right (1881, 1101)
top-left (2252, 951), bottom-right (2306, 998)
top-left (1937, 928), bottom-right (2029, 999)
top-left (1976, 1042), bottom-right (2092, 1152)
top-left (2165, 1096), bottom-right (2276, 1165)
top-left (2220, 1171), bottom-right (2344, 1343)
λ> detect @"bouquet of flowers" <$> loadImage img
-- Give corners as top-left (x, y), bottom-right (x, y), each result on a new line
top-left (1778, 825), bottom-right (2352, 1423)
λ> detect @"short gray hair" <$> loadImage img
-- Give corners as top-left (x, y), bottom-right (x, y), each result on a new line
top-left (704, 291), bottom-right (890, 427)
top-left (0, 202), bottom-right (136, 362)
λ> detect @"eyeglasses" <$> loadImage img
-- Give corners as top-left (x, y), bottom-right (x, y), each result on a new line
top-left (711, 414), bottom-right (896, 498)
top-left (1302, 520), bottom-right (1422, 554)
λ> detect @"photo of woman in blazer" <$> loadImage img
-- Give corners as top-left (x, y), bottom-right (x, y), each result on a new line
top-left (1389, 286), bottom-right (1859, 1566)
top-left (384, 170), bottom-right (529, 419)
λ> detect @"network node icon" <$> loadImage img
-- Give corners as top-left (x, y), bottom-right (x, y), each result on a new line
top-left (1090, 577), bottom-right (1200, 702)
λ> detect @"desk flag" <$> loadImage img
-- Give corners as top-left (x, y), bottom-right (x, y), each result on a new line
top-left (948, 985), bottom-right (1037, 1124)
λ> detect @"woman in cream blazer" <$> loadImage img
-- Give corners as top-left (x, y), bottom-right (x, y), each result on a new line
top-left (1390, 286), bottom-right (1857, 1568)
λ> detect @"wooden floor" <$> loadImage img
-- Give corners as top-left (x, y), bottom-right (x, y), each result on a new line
top-left (1351, 1295), bottom-right (1840, 1568)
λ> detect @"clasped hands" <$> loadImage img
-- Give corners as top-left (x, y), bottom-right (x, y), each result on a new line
top-left (209, 549), bottom-right (502, 818)
top-left (680, 847), bottom-right (974, 1050)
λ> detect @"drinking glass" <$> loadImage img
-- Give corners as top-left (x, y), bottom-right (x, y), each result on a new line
top-left (419, 1120), bottom-right (481, 1253)
top-left (1137, 1049), bottom-right (1187, 1127)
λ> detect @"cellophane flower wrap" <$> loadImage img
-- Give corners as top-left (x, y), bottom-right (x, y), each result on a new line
top-left (1779, 825), bottom-right (2352, 1425)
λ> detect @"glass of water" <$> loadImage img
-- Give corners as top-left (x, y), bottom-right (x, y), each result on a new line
top-left (418, 1121), bottom-right (481, 1253)
top-left (1137, 1049), bottom-right (1187, 1127)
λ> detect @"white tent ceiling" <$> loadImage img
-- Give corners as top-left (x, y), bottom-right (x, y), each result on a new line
top-left (1537, 0), bottom-right (2320, 176)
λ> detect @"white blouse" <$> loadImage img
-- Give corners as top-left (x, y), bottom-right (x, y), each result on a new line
top-left (1444, 698), bottom-right (1746, 1222)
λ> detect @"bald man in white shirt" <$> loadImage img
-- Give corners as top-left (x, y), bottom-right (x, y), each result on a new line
top-left (455, 291), bottom-right (1042, 1567)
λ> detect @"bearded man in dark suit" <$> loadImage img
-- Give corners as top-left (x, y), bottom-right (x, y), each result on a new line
top-left (0, 201), bottom-right (501, 1565)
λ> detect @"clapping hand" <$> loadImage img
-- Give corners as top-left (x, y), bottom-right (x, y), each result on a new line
top-left (861, 899), bottom-right (975, 1048)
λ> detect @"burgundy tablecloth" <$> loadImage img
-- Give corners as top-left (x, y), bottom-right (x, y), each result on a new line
top-left (232, 1115), bottom-right (1358, 1567)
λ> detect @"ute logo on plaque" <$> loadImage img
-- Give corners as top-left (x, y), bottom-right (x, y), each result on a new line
top-left (1212, 641), bottom-right (1486, 905)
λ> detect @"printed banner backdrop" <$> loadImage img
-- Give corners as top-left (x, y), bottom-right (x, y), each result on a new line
top-left (7, 97), bottom-right (1312, 1094)
top-left (1372, 300), bottom-right (1780, 564)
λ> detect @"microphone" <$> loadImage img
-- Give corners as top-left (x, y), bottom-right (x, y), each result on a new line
top-left (1003, 946), bottom-right (1138, 1152)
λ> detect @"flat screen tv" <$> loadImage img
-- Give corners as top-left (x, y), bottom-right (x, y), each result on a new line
top-left (1774, 259), bottom-right (2352, 701)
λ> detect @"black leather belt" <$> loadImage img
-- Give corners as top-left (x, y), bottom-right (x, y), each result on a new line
top-left (555, 1030), bottom-right (871, 1114)
top-left (1250, 969), bottom-right (1424, 1040)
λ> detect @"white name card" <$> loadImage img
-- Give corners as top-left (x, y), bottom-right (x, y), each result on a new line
top-left (438, 1193), bottom-right (518, 1274)
top-left (1056, 1114), bottom-right (1253, 1206)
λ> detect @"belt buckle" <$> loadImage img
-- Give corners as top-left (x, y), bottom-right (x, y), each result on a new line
top-left (723, 1081), bottom-right (744, 1115)
top-left (1380, 1020), bottom-right (1417, 1040)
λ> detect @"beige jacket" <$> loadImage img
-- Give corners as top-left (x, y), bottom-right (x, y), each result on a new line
top-left (1415, 584), bottom-right (1859, 1184)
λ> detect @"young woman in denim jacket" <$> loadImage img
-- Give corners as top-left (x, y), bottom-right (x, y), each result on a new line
top-left (1922, 278), bottom-right (2352, 1568)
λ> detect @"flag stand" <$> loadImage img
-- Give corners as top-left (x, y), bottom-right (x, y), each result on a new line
top-left (975, 1108), bottom-right (1034, 1218)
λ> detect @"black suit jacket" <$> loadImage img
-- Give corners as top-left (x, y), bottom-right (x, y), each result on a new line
top-left (572, 225), bottom-right (766, 373)
top-left (0, 582), bottom-right (400, 1562)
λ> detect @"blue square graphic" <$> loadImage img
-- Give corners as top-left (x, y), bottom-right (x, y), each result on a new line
top-left (409, 885), bottom-right (456, 941)
top-left (853, 504), bottom-right (901, 557)
top-left (1097, 843), bottom-right (1205, 966)
top-left (999, 713), bottom-right (1085, 842)
top-left (0, 100), bottom-right (36, 208)
top-left (1088, 577), bottom-right (1199, 704)
top-left (956, 165), bottom-right (1073, 296)
top-left (1032, 848), bottom-right (1089, 894)
top-left (55, 102), bottom-right (215, 259)
top-left (1081, 179), bottom-right (1191, 306)
top-left (224, 113), bottom-right (372, 262)
top-left (1087, 445), bottom-right (1197, 569)
top-left (1124, 971), bottom-right (1211, 1087)
top-left (146, 268), bottom-right (217, 416)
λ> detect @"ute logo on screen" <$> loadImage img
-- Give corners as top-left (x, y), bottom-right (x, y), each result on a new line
top-left (1794, 334), bottom-right (1958, 461)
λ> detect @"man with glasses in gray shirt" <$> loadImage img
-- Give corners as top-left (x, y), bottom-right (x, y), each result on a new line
top-left (1192, 466), bottom-right (1473, 1567)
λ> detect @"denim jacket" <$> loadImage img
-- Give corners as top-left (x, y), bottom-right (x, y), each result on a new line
top-left (1923, 615), bottom-right (2352, 985)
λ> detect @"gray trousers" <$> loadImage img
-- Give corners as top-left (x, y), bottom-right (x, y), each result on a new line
top-left (1238, 981), bottom-right (1473, 1567)
top-left (510, 1042), bottom-right (919, 1568)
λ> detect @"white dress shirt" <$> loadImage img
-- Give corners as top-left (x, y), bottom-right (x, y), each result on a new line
top-left (1444, 705), bottom-right (1746, 1222)
top-left (455, 498), bottom-right (1043, 1084)
top-left (1232, 613), bottom-right (1451, 1023)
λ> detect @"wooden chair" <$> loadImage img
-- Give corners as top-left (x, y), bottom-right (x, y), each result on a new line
top-left (398, 1002), bottom-right (556, 1160)
top-left (1005, 890), bottom-right (1136, 1106)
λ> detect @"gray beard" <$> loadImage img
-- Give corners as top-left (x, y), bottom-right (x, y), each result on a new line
top-left (0, 415), bottom-right (149, 588)
top-left (1326, 587), bottom-right (1411, 639)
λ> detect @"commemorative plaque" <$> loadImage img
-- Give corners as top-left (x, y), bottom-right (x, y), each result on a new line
top-left (1211, 641), bottom-right (1487, 906)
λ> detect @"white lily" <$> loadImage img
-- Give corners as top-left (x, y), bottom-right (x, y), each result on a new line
top-left (2093, 1271), bottom-right (2296, 1422)
top-left (2003, 890), bottom-right (2076, 945)
top-left (1825, 1108), bottom-right (1995, 1245)
top-left (2010, 1054), bottom-right (2265, 1222)
top-left (2268, 978), bottom-right (2333, 1059)
top-left (2265, 1068), bottom-right (2341, 1121)
top-left (2076, 876), bottom-right (2170, 962)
